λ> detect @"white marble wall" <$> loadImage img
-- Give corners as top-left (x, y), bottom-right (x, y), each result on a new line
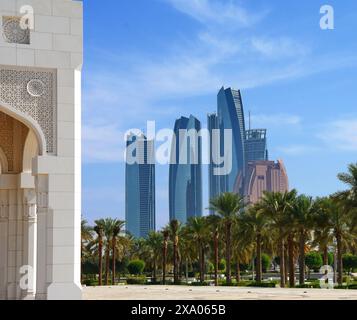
top-left (0, 0), bottom-right (83, 300)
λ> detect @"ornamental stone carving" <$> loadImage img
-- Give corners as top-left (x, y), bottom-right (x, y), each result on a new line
top-left (2, 16), bottom-right (30, 45)
top-left (0, 66), bottom-right (57, 154)
top-left (27, 79), bottom-right (46, 97)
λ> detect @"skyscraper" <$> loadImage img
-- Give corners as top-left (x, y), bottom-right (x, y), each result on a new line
top-left (169, 115), bottom-right (202, 224)
top-left (125, 133), bottom-right (155, 238)
top-left (216, 87), bottom-right (246, 195)
top-left (208, 113), bottom-right (220, 213)
top-left (245, 129), bottom-right (268, 163)
top-left (244, 159), bottom-right (289, 204)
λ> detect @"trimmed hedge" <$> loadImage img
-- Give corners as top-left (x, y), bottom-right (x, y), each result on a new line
top-left (126, 276), bottom-right (146, 285)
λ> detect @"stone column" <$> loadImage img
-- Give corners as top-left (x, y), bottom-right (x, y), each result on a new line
top-left (35, 174), bottom-right (48, 300)
top-left (22, 189), bottom-right (37, 299)
top-left (0, 199), bottom-right (9, 299)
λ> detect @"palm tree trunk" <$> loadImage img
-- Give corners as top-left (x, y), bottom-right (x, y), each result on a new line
top-left (174, 236), bottom-right (178, 284)
top-left (236, 258), bottom-right (241, 283)
top-left (112, 237), bottom-right (116, 285)
top-left (288, 233), bottom-right (295, 287)
top-left (323, 246), bottom-right (328, 265)
top-left (162, 240), bottom-right (167, 284)
top-left (299, 230), bottom-right (305, 285)
top-left (214, 230), bottom-right (219, 286)
top-left (226, 222), bottom-right (232, 285)
top-left (284, 244), bottom-right (289, 285)
top-left (279, 237), bottom-right (285, 288)
top-left (98, 238), bottom-right (103, 286)
top-left (105, 247), bottom-right (110, 285)
top-left (336, 233), bottom-right (343, 285)
top-left (256, 234), bottom-right (262, 283)
top-left (153, 260), bottom-right (157, 283)
top-left (201, 247), bottom-right (205, 283)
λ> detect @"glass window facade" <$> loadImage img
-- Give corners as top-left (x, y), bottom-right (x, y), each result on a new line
top-left (216, 87), bottom-right (246, 195)
top-left (169, 115), bottom-right (202, 224)
top-left (125, 133), bottom-right (155, 238)
top-left (245, 129), bottom-right (268, 163)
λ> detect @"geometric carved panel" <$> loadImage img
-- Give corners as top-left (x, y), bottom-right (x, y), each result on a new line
top-left (2, 16), bottom-right (30, 45)
top-left (0, 66), bottom-right (57, 153)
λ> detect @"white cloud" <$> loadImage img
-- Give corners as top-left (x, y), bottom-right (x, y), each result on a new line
top-left (251, 37), bottom-right (309, 58)
top-left (275, 145), bottom-right (320, 156)
top-left (250, 114), bottom-right (302, 127)
top-left (163, 0), bottom-right (266, 27)
top-left (82, 1), bottom-right (357, 164)
top-left (82, 123), bottom-right (125, 163)
top-left (318, 119), bottom-right (357, 151)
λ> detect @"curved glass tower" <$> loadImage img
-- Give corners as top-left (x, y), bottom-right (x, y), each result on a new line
top-left (125, 133), bottom-right (155, 238)
top-left (169, 115), bottom-right (202, 224)
top-left (217, 87), bottom-right (246, 194)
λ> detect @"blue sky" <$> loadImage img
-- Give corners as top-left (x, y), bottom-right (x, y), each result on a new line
top-left (82, 0), bottom-right (357, 229)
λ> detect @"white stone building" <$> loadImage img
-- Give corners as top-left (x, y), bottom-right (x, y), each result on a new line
top-left (0, 0), bottom-right (83, 300)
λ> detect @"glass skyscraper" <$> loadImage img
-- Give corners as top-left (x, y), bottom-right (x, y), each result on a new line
top-left (245, 129), bottom-right (268, 163)
top-left (125, 133), bottom-right (155, 238)
top-left (208, 112), bottom-right (220, 214)
top-left (169, 115), bottom-right (202, 224)
top-left (217, 87), bottom-right (246, 195)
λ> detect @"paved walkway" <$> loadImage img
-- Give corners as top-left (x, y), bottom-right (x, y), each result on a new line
top-left (83, 285), bottom-right (357, 300)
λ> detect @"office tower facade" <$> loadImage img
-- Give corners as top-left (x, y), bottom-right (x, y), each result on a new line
top-left (208, 113), bottom-right (220, 213)
top-left (245, 129), bottom-right (268, 163)
top-left (244, 160), bottom-right (289, 204)
top-left (169, 115), bottom-right (202, 224)
top-left (125, 133), bottom-right (155, 238)
top-left (217, 87), bottom-right (246, 195)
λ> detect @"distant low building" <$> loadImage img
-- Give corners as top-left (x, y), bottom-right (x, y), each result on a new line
top-left (244, 159), bottom-right (289, 204)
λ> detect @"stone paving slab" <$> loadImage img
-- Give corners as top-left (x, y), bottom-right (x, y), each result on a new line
top-left (83, 285), bottom-right (357, 300)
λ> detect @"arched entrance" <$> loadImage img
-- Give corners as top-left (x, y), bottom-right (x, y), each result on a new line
top-left (0, 106), bottom-right (42, 299)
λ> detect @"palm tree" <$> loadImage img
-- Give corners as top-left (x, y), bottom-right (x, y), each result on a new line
top-left (239, 204), bottom-right (269, 283)
top-left (336, 163), bottom-right (357, 208)
top-left (232, 225), bottom-right (254, 283)
top-left (101, 218), bottom-right (118, 285)
top-left (186, 216), bottom-right (208, 283)
top-left (168, 219), bottom-right (181, 284)
top-left (210, 192), bottom-right (244, 285)
top-left (111, 220), bottom-right (125, 285)
top-left (94, 219), bottom-right (105, 285)
top-left (145, 231), bottom-right (164, 282)
top-left (162, 229), bottom-right (169, 284)
top-left (81, 219), bottom-right (93, 282)
top-left (290, 195), bottom-right (315, 285)
top-left (206, 214), bottom-right (221, 286)
top-left (313, 197), bottom-right (334, 265)
top-left (260, 190), bottom-right (297, 287)
top-left (318, 197), bottom-right (353, 285)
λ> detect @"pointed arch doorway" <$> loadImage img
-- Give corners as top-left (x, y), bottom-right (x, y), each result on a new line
top-left (0, 104), bottom-right (43, 299)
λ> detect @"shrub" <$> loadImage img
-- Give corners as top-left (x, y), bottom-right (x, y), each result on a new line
top-left (343, 254), bottom-right (357, 272)
top-left (247, 281), bottom-right (277, 288)
top-left (236, 281), bottom-right (252, 287)
top-left (218, 259), bottom-right (226, 272)
top-left (253, 254), bottom-right (271, 273)
top-left (305, 252), bottom-right (323, 272)
top-left (126, 276), bottom-right (146, 285)
top-left (191, 281), bottom-right (210, 286)
top-left (127, 259), bottom-right (145, 275)
top-left (296, 283), bottom-right (321, 289)
top-left (261, 254), bottom-right (271, 272)
top-left (207, 262), bottom-right (214, 274)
